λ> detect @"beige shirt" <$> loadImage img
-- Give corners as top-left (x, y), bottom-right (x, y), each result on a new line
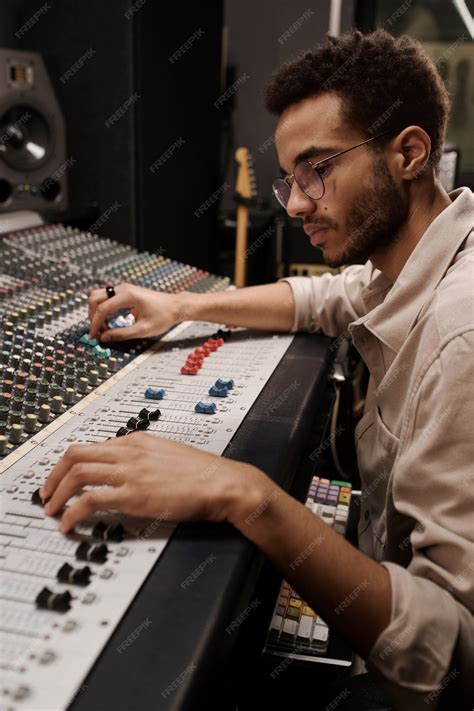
top-left (282, 187), bottom-right (474, 709)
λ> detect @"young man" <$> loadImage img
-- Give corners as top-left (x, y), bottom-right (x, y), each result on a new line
top-left (41, 30), bottom-right (473, 708)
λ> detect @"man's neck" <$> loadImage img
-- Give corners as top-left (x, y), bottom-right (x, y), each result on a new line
top-left (371, 181), bottom-right (452, 283)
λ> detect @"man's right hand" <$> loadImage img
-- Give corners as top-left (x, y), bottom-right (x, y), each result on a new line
top-left (88, 283), bottom-right (184, 341)
top-left (88, 279), bottom-right (296, 342)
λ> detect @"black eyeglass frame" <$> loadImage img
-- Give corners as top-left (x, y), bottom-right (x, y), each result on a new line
top-left (272, 131), bottom-right (390, 207)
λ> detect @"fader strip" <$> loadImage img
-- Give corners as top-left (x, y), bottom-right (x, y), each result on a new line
top-left (0, 319), bottom-right (293, 711)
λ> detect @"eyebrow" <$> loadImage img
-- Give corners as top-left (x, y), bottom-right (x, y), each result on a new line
top-left (279, 144), bottom-right (341, 175)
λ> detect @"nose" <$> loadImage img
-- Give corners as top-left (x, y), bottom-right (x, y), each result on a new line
top-left (286, 181), bottom-right (317, 219)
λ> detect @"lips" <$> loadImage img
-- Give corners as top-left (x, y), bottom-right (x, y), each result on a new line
top-left (305, 226), bottom-right (329, 247)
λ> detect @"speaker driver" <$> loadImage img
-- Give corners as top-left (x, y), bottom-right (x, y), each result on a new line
top-left (0, 104), bottom-right (52, 172)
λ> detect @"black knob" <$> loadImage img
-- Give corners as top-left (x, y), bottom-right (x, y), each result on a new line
top-left (136, 418), bottom-right (149, 430)
top-left (92, 521), bottom-right (125, 543)
top-left (57, 562), bottom-right (92, 586)
top-left (127, 417), bottom-right (138, 430)
top-left (148, 408), bottom-right (161, 421)
top-left (36, 586), bottom-right (72, 612)
top-left (76, 541), bottom-right (108, 563)
top-left (116, 427), bottom-right (128, 437)
top-left (31, 488), bottom-right (51, 507)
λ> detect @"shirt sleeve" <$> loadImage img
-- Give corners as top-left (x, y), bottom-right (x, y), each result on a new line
top-left (366, 330), bottom-right (474, 709)
top-left (280, 262), bottom-right (372, 336)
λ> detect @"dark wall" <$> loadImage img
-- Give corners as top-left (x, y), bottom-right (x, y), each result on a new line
top-left (222, 0), bottom-right (354, 208)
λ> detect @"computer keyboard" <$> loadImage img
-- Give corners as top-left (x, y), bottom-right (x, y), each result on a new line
top-left (265, 477), bottom-right (353, 662)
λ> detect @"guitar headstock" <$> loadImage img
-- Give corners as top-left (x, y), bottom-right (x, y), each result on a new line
top-left (235, 147), bottom-right (257, 200)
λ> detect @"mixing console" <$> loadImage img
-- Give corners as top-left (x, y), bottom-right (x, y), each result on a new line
top-left (0, 224), bottom-right (230, 457)
top-left (0, 221), bottom-right (295, 710)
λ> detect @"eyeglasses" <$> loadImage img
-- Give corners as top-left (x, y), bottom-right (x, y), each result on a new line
top-left (272, 132), bottom-right (389, 209)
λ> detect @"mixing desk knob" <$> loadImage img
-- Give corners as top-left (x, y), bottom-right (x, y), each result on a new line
top-left (31, 488), bottom-right (51, 507)
top-left (92, 521), bottom-right (125, 542)
top-left (76, 541), bottom-right (109, 563)
top-left (209, 385), bottom-right (228, 397)
top-left (144, 387), bottom-right (166, 400)
top-left (36, 586), bottom-right (73, 612)
top-left (24, 400), bottom-right (36, 415)
top-left (195, 401), bottom-right (217, 415)
top-left (8, 423), bottom-right (23, 444)
top-left (51, 395), bottom-right (64, 414)
top-left (77, 377), bottom-right (89, 394)
top-left (98, 362), bottom-right (109, 379)
top-left (24, 413), bottom-right (38, 432)
top-left (65, 387), bottom-right (75, 405)
top-left (38, 404), bottom-right (51, 423)
top-left (57, 562), bottom-right (92, 586)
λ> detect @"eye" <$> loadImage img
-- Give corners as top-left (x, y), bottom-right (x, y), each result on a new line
top-left (315, 162), bottom-right (333, 179)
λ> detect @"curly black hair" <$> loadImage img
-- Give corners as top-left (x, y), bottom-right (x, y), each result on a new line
top-left (265, 29), bottom-right (450, 170)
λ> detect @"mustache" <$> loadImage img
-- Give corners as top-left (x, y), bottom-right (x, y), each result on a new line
top-left (303, 217), bottom-right (338, 230)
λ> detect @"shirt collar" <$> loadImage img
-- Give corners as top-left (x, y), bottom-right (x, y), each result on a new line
top-left (350, 187), bottom-right (474, 354)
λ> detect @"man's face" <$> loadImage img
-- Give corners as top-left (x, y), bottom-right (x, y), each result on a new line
top-left (276, 93), bottom-right (409, 268)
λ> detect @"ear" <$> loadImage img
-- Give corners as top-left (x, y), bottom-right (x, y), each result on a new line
top-left (389, 126), bottom-right (432, 180)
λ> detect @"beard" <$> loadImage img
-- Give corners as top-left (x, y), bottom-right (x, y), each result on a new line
top-left (322, 156), bottom-right (409, 268)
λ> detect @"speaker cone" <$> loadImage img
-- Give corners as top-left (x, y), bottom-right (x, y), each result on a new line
top-left (0, 104), bottom-right (51, 172)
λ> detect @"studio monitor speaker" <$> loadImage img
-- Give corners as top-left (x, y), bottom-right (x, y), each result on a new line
top-left (0, 48), bottom-right (68, 212)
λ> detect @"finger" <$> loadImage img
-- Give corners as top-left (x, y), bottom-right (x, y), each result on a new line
top-left (44, 462), bottom-right (123, 516)
top-left (58, 487), bottom-right (129, 533)
top-left (88, 287), bottom-right (108, 322)
top-left (40, 441), bottom-right (125, 499)
top-left (88, 288), bottom-right (136, 338)
top-left (100, 323), bottom-right (146, 342)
